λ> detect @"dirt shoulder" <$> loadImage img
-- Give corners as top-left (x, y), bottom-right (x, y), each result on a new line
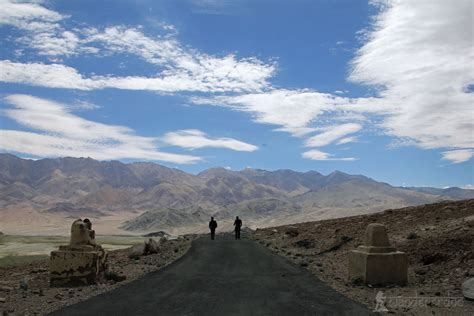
top-left (250, 199), bottom-right (474, 315)
top-left (0, 236), bottom-right (195, 315)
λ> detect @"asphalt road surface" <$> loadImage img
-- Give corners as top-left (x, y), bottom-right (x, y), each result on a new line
top-left (50, 234), bottom-right (370, 316)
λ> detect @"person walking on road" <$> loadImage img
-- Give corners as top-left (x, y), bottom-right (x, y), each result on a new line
top-left (233, 216), bottom-right (242, 240)
top-left (209, 217), bottom-right (217, 240)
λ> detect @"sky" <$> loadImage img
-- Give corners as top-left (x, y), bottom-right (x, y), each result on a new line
top-left (0, 0), bottom-right (473, 188)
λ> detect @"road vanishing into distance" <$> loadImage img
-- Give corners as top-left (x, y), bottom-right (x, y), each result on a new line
top-left (51, 234), bottom-right (369, 316)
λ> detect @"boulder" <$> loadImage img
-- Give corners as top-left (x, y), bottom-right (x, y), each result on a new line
top-left (128, 244), bottom-right (146, 258)
top-left (463, 278), bottom-right (474, 300)
top-left (145, 238), bottom-right (160, 254)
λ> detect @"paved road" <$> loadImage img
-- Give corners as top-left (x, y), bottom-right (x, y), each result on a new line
top-left (51, 234), bottom-right (370, 316)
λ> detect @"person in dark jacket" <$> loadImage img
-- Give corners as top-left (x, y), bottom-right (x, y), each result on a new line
top-left (209, 217), bottom-right (217, 240)
top-left (233, 216), bottom-right (242, 240)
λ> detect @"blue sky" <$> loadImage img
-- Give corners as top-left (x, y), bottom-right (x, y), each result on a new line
top-left (0, 0), bottom-right (472, 188)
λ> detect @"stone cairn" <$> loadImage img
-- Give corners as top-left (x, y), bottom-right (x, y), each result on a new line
top-left (50, 219), bottom-right (108, 286)
top-left (349, 223), bottom-right (407, 286)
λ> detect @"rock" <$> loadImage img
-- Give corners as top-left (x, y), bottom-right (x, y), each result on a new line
top-left (19, 278), bottom-right (28, 291)
top-left (407, 232), bottom-right (418, 240)
top-left (467, 269), bottom-right (474, 277)
top-left (464, 215), bottom-right (474, 227)
top-left (0, 232), bottom-right (3, 236)
top-left (128, 243), bottom-right (146, 258)
top-left (0, 286), bottom-right (13, 292)
top-left (463, 278), bottom-right (474, 300)
top-left (0, 297), bottom-right (5, 303)
top-left (284, 226), bottom-right (299, 237)
top-left (145, 238), bottom-right (159, 254)
top-left (420, 252), bottom-right (446, 265)
top-left (414, 267), bottom-right (427, 275)
top-left (294, 239), bottom-right (315, 249)
top-left (317, 236), bottom-right (352, 254)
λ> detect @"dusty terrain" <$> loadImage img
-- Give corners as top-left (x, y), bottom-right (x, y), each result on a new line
top-left (0, 236), bottom-right (194, 315)
top-left (250, 199), bottom-right (474, 315)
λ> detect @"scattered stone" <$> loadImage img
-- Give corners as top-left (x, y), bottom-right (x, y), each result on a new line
top-left (414, 267), bottom-right (427, 275)
top-left (464, 215), bottom-right (474, 227)
top-left (300, 262), bottom-right (308, 267)
top-left (284, 226), bottom-right (299, 237)
top-left (19, 278), bottom-right (28, 291)
top-left (317, 236), bottom-right (352, 254)
top-left (0, 286), bottom-right (13, 292)
top-left (295, 239), bottom-right (315, 249)
top-left (420, 252), bottom-right (446, 265)
top-left (104, 271), bottom-right (127, 282)
top-left (463, 278), bottom-right (474, 300)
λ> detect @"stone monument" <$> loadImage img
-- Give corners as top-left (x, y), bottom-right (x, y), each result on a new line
top-left (50, 219), bottom-right (107, 286)
top-left (349, 223), bottom-right (407, 285)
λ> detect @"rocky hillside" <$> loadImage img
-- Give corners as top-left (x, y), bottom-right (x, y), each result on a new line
top-left (1, 154), bottom-right (473, 234)
top-left (250, 199), bottom-right (474, 314)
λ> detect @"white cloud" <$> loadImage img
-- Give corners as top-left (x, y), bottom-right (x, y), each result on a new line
top-left (1, 1), bottom-right (275, 93)
top-left (0, 94), bottom-right (201, 164)
top-left (193, 0), bottom-right (474, 163)
top-left (302, 149), bottom-right (356, 161)
top-left (462, 184), bottom-right (474, 190)
top-left (0, 59), bottom-right (272, 93)
top-left (0, 0), bottom-right (64, 31)
top-left (162, 129), bottom-right (258, 152)
top-left (305, 123), bottom-right (361, 147)
top-left (441, 149), bottom-right (473, 164)
top-left (337, 136), bottom-right (358, 145)
top-left (349, 0), bottom-right (474, 152)
top-left (191, 89), bottom-right (370, 137)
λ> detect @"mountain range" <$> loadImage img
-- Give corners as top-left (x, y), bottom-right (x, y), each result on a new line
top-left (0, 153), bottom-right (472, 235)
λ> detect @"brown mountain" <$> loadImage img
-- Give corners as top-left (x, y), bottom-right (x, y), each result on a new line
top-left (1, 153), bottom-right (473, 235)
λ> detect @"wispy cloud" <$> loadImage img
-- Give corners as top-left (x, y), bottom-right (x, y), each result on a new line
top-left (441, 149), bottom-right (473, 164)
top-left (192, 0), bottom-right (474, 163)
top-left (0, 1), bottom-right (275, 93)
top-left (305, 123), bottom-right (362, 147)
top-left (0, 59), bottom-right (272, 93)
top-left (0, 0), bottom-right (64, 31)
top-left (0, 94), bottom-right (201, 164)
top-left (162, 129), bottom-right (258, 152)
top-left (302, 149), bottom-right (356, 161)
top-left (349, 0), bottom-right (474, 153)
